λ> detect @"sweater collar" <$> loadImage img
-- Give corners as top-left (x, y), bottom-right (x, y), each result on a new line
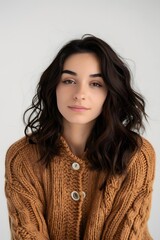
top-left (59, 136), bottom-right (88, 165)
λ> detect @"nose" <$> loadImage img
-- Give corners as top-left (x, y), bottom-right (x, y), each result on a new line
top-left (73, 85), bottom-right (86, 101)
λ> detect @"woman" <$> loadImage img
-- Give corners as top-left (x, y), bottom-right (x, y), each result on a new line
top-left (5, 35), bottom-right (155, 239)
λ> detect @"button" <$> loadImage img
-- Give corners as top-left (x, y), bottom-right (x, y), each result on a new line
top-left (71, 191), bottom-right (80, 201)
top-left (82, 191), bottom-right (86, 199)
top-left (72, 162), bottom-right (80, 170)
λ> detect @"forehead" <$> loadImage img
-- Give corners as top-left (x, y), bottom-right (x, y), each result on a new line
top-left (63, 53), bottom-right (101, 71)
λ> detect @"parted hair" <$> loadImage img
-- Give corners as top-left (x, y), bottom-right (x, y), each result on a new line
top-left (23, 34), bottom-right (147, 175)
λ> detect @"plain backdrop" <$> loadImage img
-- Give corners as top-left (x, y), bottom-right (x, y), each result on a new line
top-left (0, 0), bottom-right (160, 239)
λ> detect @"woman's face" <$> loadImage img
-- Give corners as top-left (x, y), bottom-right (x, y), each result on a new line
top-left (56, 53), bottom-right (107, 126)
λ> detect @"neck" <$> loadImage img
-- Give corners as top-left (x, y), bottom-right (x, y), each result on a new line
top-left (62, 120), bottom-right (95, 157)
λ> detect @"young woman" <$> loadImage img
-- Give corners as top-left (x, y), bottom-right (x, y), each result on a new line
top-left (5, 35), bottom-right (155, 239)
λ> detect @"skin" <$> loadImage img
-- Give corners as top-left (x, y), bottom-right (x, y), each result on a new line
top-left (56, 53), bottom-right (107, 157)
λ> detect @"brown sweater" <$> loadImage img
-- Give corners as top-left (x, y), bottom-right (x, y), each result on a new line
top-left (5, 136), bottom-right (155, 240)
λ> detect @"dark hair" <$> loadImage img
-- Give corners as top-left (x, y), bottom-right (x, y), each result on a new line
top-left (24, 34), bottom-right (147, 175)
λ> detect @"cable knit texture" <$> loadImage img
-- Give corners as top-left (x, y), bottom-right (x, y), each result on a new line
top-left (5, 136), bottom-right (155, 240)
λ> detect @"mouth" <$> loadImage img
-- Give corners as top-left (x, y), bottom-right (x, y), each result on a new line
top-left (68, 105), bottom-right (90, 112)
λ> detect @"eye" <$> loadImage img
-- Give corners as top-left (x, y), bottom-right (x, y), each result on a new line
top-left (62, 79), bottom-right (76, 85)
top-left (90, 82), bottom-right (102, 87)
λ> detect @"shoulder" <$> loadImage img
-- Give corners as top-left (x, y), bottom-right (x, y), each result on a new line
top-left (6, 136), bottom-right (39, 162)
top-left (5, 136), bottom-right (40, 181)
top-left (140, 137), bottom-right (155, 157)
top-left (6, 136), bottom-right (29, 158)
top-left (127, 137), bottom-right (155, 186)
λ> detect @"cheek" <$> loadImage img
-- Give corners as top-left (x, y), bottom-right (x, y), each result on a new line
top-left (56, 86), bottom-right (69, 114)
top-left (56, 85), bottom-right (68, 99)
top-left (103, 90), bottom-right (108, 103)
top-left (97, 95), bottom-right (107, 113)
top-left (99, 92), bottom-right (107, 106)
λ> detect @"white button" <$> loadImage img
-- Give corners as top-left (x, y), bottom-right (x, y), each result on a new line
top-left (71, 191), bottom-right (80, 201)
top-left (72, 162), bottom-right (80, 170)
top-left (82, 191), bottom-right (86, 199)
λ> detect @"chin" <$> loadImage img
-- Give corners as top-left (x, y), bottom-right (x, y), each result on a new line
top-left (64, 117), bottom-right (96, 126)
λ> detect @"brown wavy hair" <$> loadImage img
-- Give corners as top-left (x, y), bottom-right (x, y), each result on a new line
top-left (23, 34), bottom-right (147, 175)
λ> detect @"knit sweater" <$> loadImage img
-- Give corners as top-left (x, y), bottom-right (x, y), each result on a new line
top-left (5, 136), bottom-right (155, 240)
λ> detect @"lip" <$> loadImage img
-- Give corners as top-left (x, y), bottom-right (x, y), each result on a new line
top-left (68, 105), bottom-right (90, 112)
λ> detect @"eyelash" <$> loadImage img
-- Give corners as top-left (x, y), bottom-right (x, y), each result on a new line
top-left (62, 79), bottom-right (103, 88)
top-left (62, 79), bottom-right (76, 84)
top-left (90, 82), bottom-right (102, 87)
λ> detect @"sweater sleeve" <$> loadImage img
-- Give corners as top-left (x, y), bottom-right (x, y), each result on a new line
top-left (101, 139), bottom-right (155, 240)
top-left (5, 141), bottom-right (50, 240)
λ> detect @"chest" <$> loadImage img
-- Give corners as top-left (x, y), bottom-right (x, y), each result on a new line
top-left (43, 157), bottom-right (108, 239)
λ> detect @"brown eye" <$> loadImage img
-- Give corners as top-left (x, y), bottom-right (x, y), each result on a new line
top-left (62, 79), bottom-right (76, 84)
top-left (90, 82), bottom-right (102, 87)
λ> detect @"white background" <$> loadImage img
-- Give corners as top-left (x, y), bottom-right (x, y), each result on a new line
top-left (0, 0), bottom-right (159, 239)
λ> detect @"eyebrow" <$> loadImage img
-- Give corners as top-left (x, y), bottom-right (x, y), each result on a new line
top-left (61, 70), bottom-right (102, 78)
